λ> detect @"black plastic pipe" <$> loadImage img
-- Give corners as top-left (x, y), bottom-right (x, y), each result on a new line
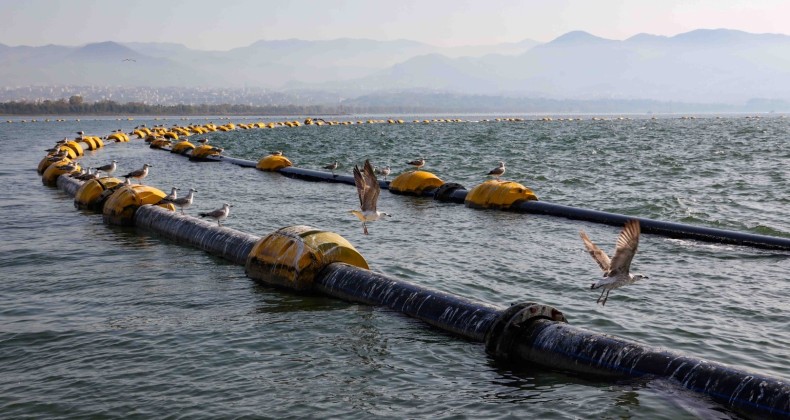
top-left (499, 318), bottom-right (790, 419)
top-left (315, 263), bottom-right (503, 342)
top-left (199, 152), bottom-right (790, 251)
top-left (50, 172), bottom-right (790, 419)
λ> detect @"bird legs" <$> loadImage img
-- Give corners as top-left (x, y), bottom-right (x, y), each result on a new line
top-left (596, 289), bottom-right (610, 306)
top-left (362, 222), bottom-right (368, 235)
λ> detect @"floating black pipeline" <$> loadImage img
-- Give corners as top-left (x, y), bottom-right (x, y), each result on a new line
top-left (491, 317), bottom-right (790, 419)
top-left (315, 263), bottom-right (502, 342)
top-left (200, 153), bottom-right (790, 250)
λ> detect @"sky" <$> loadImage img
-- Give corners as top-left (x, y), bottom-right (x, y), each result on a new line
top-left (1, 0), bottom-right (789, 50)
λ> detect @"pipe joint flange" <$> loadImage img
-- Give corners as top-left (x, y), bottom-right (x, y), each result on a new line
top-left (485, 302), bottom-right (567, 361)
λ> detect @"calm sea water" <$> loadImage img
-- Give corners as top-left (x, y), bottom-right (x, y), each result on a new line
top-left (1, 115), bottom-right (788, 419)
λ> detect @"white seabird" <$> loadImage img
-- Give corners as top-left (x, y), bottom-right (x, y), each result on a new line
top-left (350, 159), bottom-right (391, 235)
top-left (324, 161), bottom-right (338, 175)
top-left (580, 219), bottom-right (648, 306)
top-left (375, 165), bottom-right (391, 181)
top-left (95, 160), bottom-right (118, 176)
top-left (199, 203), bottom-right (232, 226)
top-left (171, 188), bottom-right (197, 214)
top-left (162, 187), bottom-right (179, 203)
top-left (407, 157), bottom-right (425, 171)
top-left (122, 163), bottom-right (152, 184)
top-left (487, 161), bottom-right (506, 179)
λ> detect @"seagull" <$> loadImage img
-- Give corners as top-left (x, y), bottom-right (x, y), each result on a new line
top-left (95, 159), bottom-right (118, 176)
top-left (122, 58), bottom-right (136, 62)
top-left (350, 159), bottom-right (391, 235)
top-left (198, 138), bottom-right (209, 144)
top-left (407, 157), bottom-right (425, 171)
top-left (161, 187), bottom-right (179, 203)
top-left (324, 161), bottom-right (338, 175)
top-left (199, 203), bottom-right (232, 226)
top-left (171, 188), bottom-right (197, 214)
top-left (580, 219), bottom-right (648, 306)
top-left (270, 151), bottom-right (283, 156)
top-left (375, 166), bottom-right (391, 181)
top-left (122, 163), bottom-right (152, 184)
top-left (487, 161), bottom-right (506, 179)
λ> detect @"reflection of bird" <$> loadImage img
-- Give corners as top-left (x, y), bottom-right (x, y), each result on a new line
top-left (171, 188), bottom-right (197, 214)
top-left (580, 220), bottom-right (648, 306)
top-left (95, 159), bottom-right (118, 176)
top-left (324, 161), bottom-right (338, 175)
top-left (487, 161), bottom-right (506, 179)
top-left (350, 160), bottom-right (390, 235)
top-left (199, 203), bottom-right (232, 226)
top-left (375, 165), bottom-right (391, 181)
top-left (407, 157), bottom-right (425, 171)
top-left (122, 163), bottom-right (152, 184)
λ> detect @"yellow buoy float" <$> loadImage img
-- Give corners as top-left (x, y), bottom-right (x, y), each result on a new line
top-left (256, 155), bottom-right (292, 171)
top-left (245, 225), bottom-right (368, 291)
top-left (464, 180), bottom-right (538, 210)
top-left (102, 185), bottom-right (169, 226)
top-left (389, 171), bottom-right (444, 196)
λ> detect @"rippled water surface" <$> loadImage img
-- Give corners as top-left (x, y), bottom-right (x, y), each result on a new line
top-left (1, 115), bottom-right (788, 419)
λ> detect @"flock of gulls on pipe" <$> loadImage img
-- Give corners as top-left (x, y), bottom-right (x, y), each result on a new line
top-left (53, 131), bottom-right (648, 306)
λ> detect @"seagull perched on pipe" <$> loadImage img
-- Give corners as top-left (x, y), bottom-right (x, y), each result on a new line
top-left (375, 165), bottom-right (391, 181)
top-left (161, 187), bottom-right (179, 203)
top-left (580, 219), bottom-right (648, 306)
top-left (324, 161), bottom-right (338, 175)
top-left (122, 163), bottom-right (152, 184)
top-left (350, 159), bottom-right (390, 235)
top-left (199, 203), bottom-right (232, 226)
top-left (487, 161), bottom-right (506, 179)
top-left (407, 157), bottom-right (425, 171)
top-left (171, 188), bottom-right (197, 214)
top-left (95, 160), bottom-right (117, 176)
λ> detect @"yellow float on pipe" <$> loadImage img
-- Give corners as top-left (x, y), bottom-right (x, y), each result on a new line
top-left (102, 185), bottom-right (168, 226)
top-left (37, 155), bottom-right (69, 174)
top-left (389, 171), bottom-right (444, 196)
top-left (150, 138), bottom-right (172, 149)
top-left (74, 177), bottom-right (124, 211)
top-left (464, 180), bottom-right (538, 210)
top-left (256, 155), bottom-right (293, 171)
top-left (190, 144), bottom-right (222, 160)
top-left (80, 137), bottom-right (99, 150)
top-left (42, 160), bottom-right (80, 186)
top-left (62, 140), bottom-right (84, 156)
top-left (245, 225), bottom-right (369, 291)
top-left (163, 132), bottom-right (179, 140)
top-left (171, 141), bottom-right (196, 155)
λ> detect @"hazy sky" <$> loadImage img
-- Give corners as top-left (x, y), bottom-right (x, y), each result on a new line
top-left (1, 0), bottom-right (788, 50)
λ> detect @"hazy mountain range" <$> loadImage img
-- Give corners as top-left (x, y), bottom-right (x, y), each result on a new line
top-left (2, 29), bottom-right (789, 106)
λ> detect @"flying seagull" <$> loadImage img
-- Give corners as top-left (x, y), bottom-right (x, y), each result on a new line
top-left (407, 157), bottom-right (425, 171)
top-left (199, 203), bottom-right (233, 226)
top-left (487, 161), bottom-right (506, 179)
top-left (580, 219), bottom-right (648, 306)
top-left (351, 159), bottom-right (390, 235)
top-left (122, 58), bottom-right (136, 62)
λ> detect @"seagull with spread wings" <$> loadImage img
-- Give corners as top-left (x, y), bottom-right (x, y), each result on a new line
top-left (580, 219), bottom-right (648, 306)
top-left (350, 159), bottom-right (390, 235)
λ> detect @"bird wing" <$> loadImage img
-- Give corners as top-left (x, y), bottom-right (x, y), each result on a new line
top-left (580, 230), bottom-right (611, 272)
top-left (363, 159), bottom-right (380, 212)
top-left (353, 164), bottom-right (367, 209)
top-left (609, 220), bottom-right (641, 275)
